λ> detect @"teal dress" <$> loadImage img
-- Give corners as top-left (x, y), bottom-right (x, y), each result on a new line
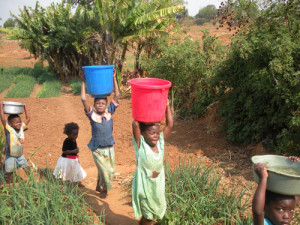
top-left (132, 132), bottom-right (166, 221)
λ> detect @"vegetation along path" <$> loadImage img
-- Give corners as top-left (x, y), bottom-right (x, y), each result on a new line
top-left (0, 32), bottom-right (281, 224)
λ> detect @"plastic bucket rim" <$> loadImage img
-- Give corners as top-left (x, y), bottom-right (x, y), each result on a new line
top-left (82, 65), bottom-right (114, 70)
top-left (129, 78), bottom-right (172, 89)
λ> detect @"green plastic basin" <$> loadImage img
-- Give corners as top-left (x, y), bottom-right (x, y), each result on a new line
top-left (251, 155), bottom-right (300, 195)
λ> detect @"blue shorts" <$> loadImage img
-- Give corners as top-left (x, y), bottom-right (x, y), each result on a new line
top-left (5, 155), bottom-right (28, 172)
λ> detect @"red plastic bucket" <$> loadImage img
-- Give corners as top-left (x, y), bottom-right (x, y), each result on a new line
top-left (129, 78), bottom-right (172, 122)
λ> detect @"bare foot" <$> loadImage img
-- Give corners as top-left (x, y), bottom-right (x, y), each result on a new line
top-left (96, 186), bottom-right (102, 193)
top-left (99, 187), bottom-right (107, 199)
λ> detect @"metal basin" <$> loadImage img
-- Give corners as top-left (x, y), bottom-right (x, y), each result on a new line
top-left (3, 101), bottom-right (25, 114)
top-left (251, 155), bottom-right (300, 195)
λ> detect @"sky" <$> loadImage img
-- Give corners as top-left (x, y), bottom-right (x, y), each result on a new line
top-left (0, 0), bottom-right (222, 26)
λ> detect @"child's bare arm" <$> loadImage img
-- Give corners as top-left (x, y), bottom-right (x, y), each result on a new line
top-left (24, 104), bottom-right (30, 125)
top-left (289, 156), bottom-right (300, 162)
top-left (252, 163), bottom-right (268, 225)
top-left (163, 101), bottom-right (173, 140)
top-left (80, 71), bottom-right (91, 113)
top-left (63, 148), bottom-right (79, 155)
top-left (0, 102), bottom-right (6, 127)
top-left (112, 68), bottom-right (120, 102)
top-left (132, 120), bottom-right (141, 148)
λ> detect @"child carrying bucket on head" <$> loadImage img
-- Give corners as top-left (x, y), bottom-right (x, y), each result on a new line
top-left (0, 102), bottom-right (30, 182)
top-left (132, 100), bottom-right (173, 225)
top-left (80, 68), bottom-right (120, 198)
top-left (53, 122), bottom-right (86, 184)
top-left (252, 156), bottom-right (300, 225)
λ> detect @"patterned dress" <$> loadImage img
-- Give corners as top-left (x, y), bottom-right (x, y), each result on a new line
top-left (132, 132), bottom-right (166, 221)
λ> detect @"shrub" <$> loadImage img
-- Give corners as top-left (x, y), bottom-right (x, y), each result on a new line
top-left (5, 74), bottom-right (36, 98)
top-left (212, 1), bottom-right (300, 155)
top-left (140, 31), bottom-right (225, 118)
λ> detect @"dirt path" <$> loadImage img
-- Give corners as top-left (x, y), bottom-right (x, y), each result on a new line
top-left (0, 32), bottom-right (258, 225)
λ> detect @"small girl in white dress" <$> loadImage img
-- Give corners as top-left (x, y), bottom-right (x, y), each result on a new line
top-left (53, 122), bottom-right (86, 183)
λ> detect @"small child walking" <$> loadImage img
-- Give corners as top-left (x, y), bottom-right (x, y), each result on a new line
top-left (132, 101), bottom-right (173, 225)
top-left (80, 68), bottom-right (120, 198)
top-left (252, 156), bottom-right (300, 225)
top-left (0, 102), bottom-right (30, 182)
top-left (53, 122), bottom-right (86, 183)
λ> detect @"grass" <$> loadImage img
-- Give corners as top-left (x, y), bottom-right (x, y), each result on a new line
top-left (0, 66), bottom-right (63, 98)
top-left (0, 69), bottom-right (15, 94)
top-left (0, 67), bottom-right (29, 94)
top-left (0, 128), bottom-right (5, 168)
top-left (37, 79), bottom-right (62, 98)
top-left (69, 78), bottom-right (82, 95)
top-left (160, 158), bottom-right (252, 225)
top-left (122, 157), bottom-right (253, 224)
top-left (5, 74), bottom-right (36, 98)
top-left (0, 169), bottom-right (104, 224)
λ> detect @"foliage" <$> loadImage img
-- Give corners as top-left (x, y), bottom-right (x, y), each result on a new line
top-left (0, 68), bottom-right (15, 93)
top-left (11, 2), bottom-right (102, 80)
top-left (161, 158), bottom-right (252, 224)
top-left (195, 5), bottom-right (217, 25)
top-left (0, 67), bottom-right (62, 98)
top-left (212, 0), bottom-right (300, 155)
top-left (3, 18), bottom-right (16, 28)
top-left (0, 169), bottom-right (104, 224)
top-left (94, 0), bottom-right (184, 74)
top-left (69, 78), bottom-right (82, 95)
top-left (11, 0), bottom-right (184, 80)
top-left (5, 74), bottom-right (36, 98)
top-left (36, 79), bottom-right (62, 98)
top-left (0, 128), bottom-right (5, 168)
top-left (140, 31), bottom-right (225, 118)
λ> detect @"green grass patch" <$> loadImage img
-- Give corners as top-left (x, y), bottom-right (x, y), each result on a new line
top-left (122, 157), bottom-right (253, 224)
top-left (69, 78), bottom-right (82, 95)
top-left (0, 170), bottom-right (104, 224)
top-left (161, 158), bottom-right (253, 224)
top-left (37, 79), bottom-right (62, 98)
top-left (0, 69), bottom-right (15, 94)
top-left (5, 74), bottom-right (36, 98)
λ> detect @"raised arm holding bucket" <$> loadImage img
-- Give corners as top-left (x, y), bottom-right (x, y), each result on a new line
top-left (130, 77), bottom-right (173, 224)
top-left (80, 67), bottom-right (120, 198)
top-left (132, 101), bottom-right (173, 225)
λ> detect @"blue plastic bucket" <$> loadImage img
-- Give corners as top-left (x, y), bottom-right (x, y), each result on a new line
top-left (82, 65), bottom-right (114, 98)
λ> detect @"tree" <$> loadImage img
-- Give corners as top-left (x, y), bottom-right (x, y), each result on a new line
top-left (195, 5), bottom-right (217, 25)
top-left (12, 2), bottom-right (102, 80)
top-left (94, 0), bottom-right (184, 73)
top-left (3, 18), bottom-right (16, 28)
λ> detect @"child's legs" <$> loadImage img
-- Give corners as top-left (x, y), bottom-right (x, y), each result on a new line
top-left (92, 147), bottom-right (115, 190)
top-left (5, 155), bottom-right (18, 173)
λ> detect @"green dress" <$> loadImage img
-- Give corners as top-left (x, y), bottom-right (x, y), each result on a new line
top-left (132, 132), bottom-right (166, 221)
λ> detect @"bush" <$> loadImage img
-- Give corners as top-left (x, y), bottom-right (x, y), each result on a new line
top-left (140, 31), bottom-right (225, 118)
top-left (5, 74), bottom-right (36, 98)
top-left (212, 1), bottom-right (300, 155)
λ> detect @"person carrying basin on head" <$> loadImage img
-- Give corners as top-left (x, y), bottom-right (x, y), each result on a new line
top-left (80, 67), bottom-right (120, 198)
